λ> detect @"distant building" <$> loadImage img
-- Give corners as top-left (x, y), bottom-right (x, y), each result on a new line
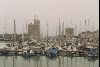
top-left (93, 30), bottom-right (99, 43)
top-left (0, 34), bottom-right (28, 41)
top-left (80, 31), bottom-right (93, 39)
top-left (0, 34), bottom-right (3, 38)
top-left (78, 30), bottom-right (99, 43)
top-left (28, 23), bottom-right (34, 40)
top-left (28, 16), bottom-right (40, 41)
top-left (65, 28), bottom-right (74, 40)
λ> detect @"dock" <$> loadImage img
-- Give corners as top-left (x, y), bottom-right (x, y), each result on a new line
top-left (0, 49), bottom-right (99, 57)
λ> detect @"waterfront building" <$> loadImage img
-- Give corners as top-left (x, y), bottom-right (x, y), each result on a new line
top-left (93, 30), bottom-right (99, 43)
top-left (0, 34), bottom-right (28, 41)
top-left (79, 30), bottom-right (99, 42)
top-left (65, 28), bottom-right (74, 40)
top-left (80, 31), bottom-right (93, 39)
top-left (28, 16), bottom-right (40, 41)
top-left (78, 30), bottom-right (99, 47)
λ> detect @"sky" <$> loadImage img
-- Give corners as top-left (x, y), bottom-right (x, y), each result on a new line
top-left (0, 0), bottom-right (99, 36)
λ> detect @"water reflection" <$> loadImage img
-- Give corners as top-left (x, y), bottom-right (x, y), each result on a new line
top-left (0, 56), bottom-right (99, 67)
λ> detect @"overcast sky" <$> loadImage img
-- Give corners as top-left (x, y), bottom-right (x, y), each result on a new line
top-left (0, 0), bottom-right (99, 36)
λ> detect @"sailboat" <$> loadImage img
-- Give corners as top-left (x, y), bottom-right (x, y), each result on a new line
top-left (84, 19), bottom-right (98, 57)
top-left (46, 21), bottom-right (58, 58)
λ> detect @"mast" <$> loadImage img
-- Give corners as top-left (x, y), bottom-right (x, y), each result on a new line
top-left (75, 25), bottom-right (77, 36)
top-left (47, 22), bottom-right (48, 44)
top-left (79, 21), bottom-right (81, 34)
top-left (4, 10), bottom-right (7, 34)
top-left (3, 15), bottom-right (7, 39)
top-left (26, 19), bottom-right (28, 41)
top-left (59, 18), bottom-right (61, 36)
top-left (62, 21), bottom-right (64, 36)
top-left (58, 18), bottom-right (61, 45)
top-left (22, 24), bottom-right (24, 42)
top-left (26, 19), bottom-right (27, 34)
top-left (62, 21), bottom-right (64, 46)
top-left (4, 22), bottom-right (6, 34)
top-left (13, 19), bottom-right (16, 67)
top-left (85, 19), bottom-right (87, 32)
top-left (56, 24), bottom-right (57, 38)
top-left (70, 20), bottom-right (72, 28)
top-left (13, 19), bottom-right (16, 44)
top-left (88, 19), bottom-right (90, 31)
top-left (92, 26), bottom-right (94, 32)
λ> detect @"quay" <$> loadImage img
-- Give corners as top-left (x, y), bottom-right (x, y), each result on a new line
top-left (0, 49), bottom-right (99, 57)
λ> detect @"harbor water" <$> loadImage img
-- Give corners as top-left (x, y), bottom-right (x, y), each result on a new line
top-left (0, 56), bottom-right (99, 67)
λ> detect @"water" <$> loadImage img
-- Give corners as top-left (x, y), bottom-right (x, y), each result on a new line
top-left (0, 56), bottom-right (99, 67)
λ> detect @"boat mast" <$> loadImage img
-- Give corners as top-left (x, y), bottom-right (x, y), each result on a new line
top-left (74, 25), bottom-right (77, 36)
top-left (62, 21), bottom-right (64, 46)
top-left (88, 19), bottom-right (90, 31)
top-left (56, 24), bottom-right (57, 39)
top-left (22, 24), bottom-right (24, 42)
top-left (47, 22), bottom-right (48, 44)
top-left (79, 21), bottom-right (81, 34)
top-left (13, 19), bottom-right (16, 67)
top-left (3, 15), bottom-right (7, 39)
top-left (26, 19), bottom-right (28, 39)
top-left (62, 21), bottom-right (64, 36)
top-left (13, 19), bottom-right (16, 44)
top-left (59, 18), bottom-right (61, 37)
top-left (85, 19), bottom-right (87, 32)
top-left (26, 19), bottom-right (27, 34)
top-left (59, 18), bottom-right (61, 45)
